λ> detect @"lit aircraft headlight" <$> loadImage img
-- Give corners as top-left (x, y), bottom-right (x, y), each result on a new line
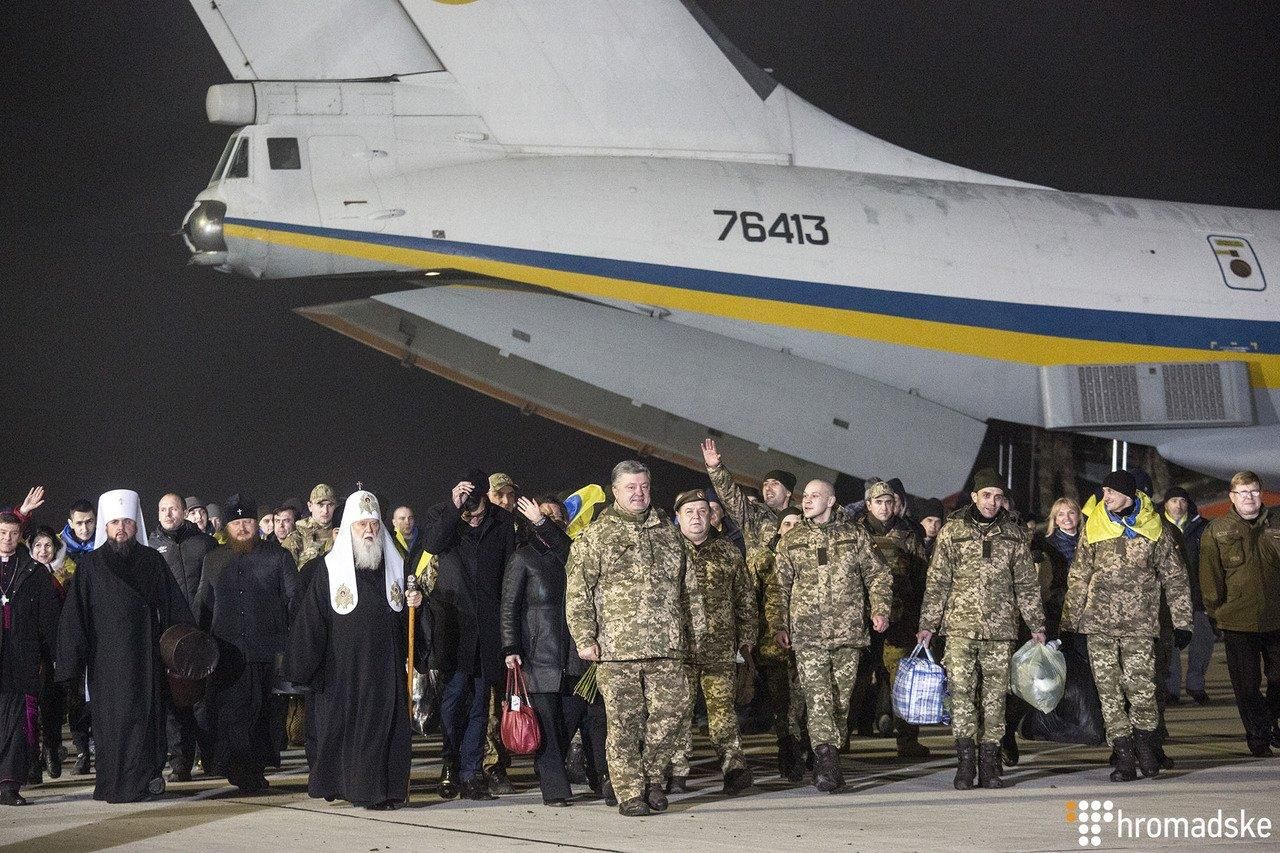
top-left (182, 200), bottom-right (228, 254)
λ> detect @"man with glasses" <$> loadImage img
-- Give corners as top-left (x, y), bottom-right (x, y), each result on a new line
top-left (1201, 471), bottom-right (1280, 756)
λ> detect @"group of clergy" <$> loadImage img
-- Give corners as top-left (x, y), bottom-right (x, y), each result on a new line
top-left (4, 487), bottom-right (428, 809)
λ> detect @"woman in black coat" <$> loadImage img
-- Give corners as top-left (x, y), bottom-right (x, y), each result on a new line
top-left (500, 497), bottom-right (606, 806)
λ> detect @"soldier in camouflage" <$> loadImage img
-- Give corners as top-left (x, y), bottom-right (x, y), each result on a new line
top-left (918, 469), bottom-right (1045, 791)
top-left (565, 460), bottom-right (691, 817)
top-left (860, 480), bottom-right (931, 758)
top-left (752, 507), bottom-right (808, 781)
top-left (668, 489), bottom-right (757, 795)
top-left (772, 479), bottom-right (892, 793)
top-left (282, 484), bottom-right (337, 567)
top-left (700, 438), bottom-right (797, 558)
top-left (1061, 470), bottom-right (1193, 782)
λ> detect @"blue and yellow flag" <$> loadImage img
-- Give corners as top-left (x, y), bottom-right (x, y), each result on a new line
top-left (564, 484), bottom-right (607, 540)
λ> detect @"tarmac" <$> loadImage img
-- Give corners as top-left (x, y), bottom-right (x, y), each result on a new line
top-left (1, 647), bottom-right (1275, 852)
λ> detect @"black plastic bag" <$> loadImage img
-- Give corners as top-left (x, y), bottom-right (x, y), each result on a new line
top-left (1018, 633), bottom-right (1105, 745)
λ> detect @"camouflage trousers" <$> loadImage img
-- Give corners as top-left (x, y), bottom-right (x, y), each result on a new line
top-left (758, 656), bottom-right (805, 741)
top-left (1086, 635), bottom-right (1157, 743)
top-left (943, 637), bottom-right (1014, 743)
top-left (483, 684), bottom-right (510, 773)
top-left (596, 659), bottom-right (691, 803)
top-left (794, 646), bottom-right (862, 748)
top-left (671, 664), bottom-right (746, 777)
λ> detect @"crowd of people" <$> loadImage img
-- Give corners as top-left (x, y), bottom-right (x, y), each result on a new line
top-left (0, 440), bottom-right (1276, 816)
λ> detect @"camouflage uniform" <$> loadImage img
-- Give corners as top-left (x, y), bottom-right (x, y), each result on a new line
top-left (1061, 508), bottom-right (1193, 744)
top-left (287, 516), bottom-right (334, 567)
top-left (920, 506), bottom-right (1045, 743)
top-left (860, 508), bottom-right (929, 746)
top-left (751, 548), bottom-right (805, 741)
top-left (772, 516), bottom-right (893, 748)
top-left (671, 532), bottom-right (756, 777)
top-left (566, 505), bottom-right (691, 803)
top-left (707, 463), bottom-right (791, 557)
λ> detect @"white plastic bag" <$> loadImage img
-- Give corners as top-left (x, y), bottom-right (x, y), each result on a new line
top-left (1010, 639), bottom-right (1066, 713)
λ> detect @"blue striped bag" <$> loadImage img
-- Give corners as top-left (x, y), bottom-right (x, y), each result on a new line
top-left (892, 642), bottom-right (950, 725)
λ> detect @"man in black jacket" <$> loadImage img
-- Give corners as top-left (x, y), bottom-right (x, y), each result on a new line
top-left (194, 495), bottom-right (296, 792)
top-left (151, 492), bottom-right (217, 780)
top-left (421, 469), bottom-right (517, 801)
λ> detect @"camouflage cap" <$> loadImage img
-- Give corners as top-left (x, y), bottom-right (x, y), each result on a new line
top-left (865, 480), bottom-right (895, 502)
top-left (674, 488), bottom-right (710, 512)
top-left (309, 483), bottom-right (336, 504)
top-left (488, 472), bottom-right (517, 493)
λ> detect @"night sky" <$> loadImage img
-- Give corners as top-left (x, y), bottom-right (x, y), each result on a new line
top-left (3, 2), bottom-right (1278, 528)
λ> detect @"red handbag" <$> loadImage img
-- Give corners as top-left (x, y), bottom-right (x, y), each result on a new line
top-left (501, 662), bottom-right (543, 755)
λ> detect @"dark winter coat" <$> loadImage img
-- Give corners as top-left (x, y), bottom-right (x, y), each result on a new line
top-left (0, 550), bottom-right (61, 694)
top-left (421, 501), bottom-right (517, 684)
top-left (499, 519), bottom-right (582, 693)
top-left (150, 521), bottom-right (217, 608)
top-left (195, 540), bottom-right (298, 664)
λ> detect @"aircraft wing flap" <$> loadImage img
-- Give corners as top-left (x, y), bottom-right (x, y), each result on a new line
top-left (359, 283), bottom-right (985, 496)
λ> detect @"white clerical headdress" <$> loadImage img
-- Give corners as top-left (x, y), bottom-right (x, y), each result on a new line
top-left (324, 490), bottom-right (405, 615)
top-left (94, 489), bottom-right (149, 548)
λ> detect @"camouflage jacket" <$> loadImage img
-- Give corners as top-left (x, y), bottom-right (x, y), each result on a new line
top-left (1062, 523), bottom-right (1194, 637)
top-left (859, 514), bottom-right (929, 648)
top-left (683, 532), bottom-right (756, 667)
top-left (1200, 507), bottom-right (1280, 633)
top-left (565, 505), bottom-right (688, 662)
top-left (919, 506), bottom-right (1045, 640)
top-left (285, 517), bottom-right (333, 568)
top-left (749, 547), bottom-right (788, 662)
top-left (771, 515), bottom-right (893, 651)
top-left (707, 464), bottom-right (791, 557)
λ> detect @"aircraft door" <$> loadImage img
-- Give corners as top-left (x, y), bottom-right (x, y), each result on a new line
top-left (308, 135), bottom-right (388, 233)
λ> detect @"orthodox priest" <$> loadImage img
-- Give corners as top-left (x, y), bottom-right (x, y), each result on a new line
top-left (55, 489), bottom-right (194, 803)
top-left (0, 512), bottom-right (61, 805)
top-left (287, 490), bottom-right (430, 810)
top-left (195, 495), bottom-right (296, 792)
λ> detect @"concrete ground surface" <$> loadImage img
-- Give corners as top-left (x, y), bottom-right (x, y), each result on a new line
top-left (1, 648), bottom-right (1274, 852)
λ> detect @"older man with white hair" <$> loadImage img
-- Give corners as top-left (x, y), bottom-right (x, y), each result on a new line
top-left (56, 489), bottom-right (194, 803)
top-left (287, 490), bottom-right (431, 810)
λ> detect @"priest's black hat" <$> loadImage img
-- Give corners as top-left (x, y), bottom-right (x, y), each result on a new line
top-left (224, 494), bottom-right (258, 523)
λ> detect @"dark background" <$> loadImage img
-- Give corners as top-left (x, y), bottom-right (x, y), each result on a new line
top-left (2, 2), bottom-right (1277, 527)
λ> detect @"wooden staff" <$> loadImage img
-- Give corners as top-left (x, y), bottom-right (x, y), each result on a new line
top-left (405, 572), bottom-right (419, 803)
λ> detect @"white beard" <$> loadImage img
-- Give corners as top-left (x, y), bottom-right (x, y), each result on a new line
top-left (352, 534), bottom-right (382, 571)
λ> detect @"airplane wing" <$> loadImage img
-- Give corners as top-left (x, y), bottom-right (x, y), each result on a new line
top-left (297, 282), bottom-right (988, 497)
top-left (188, 0), bottom-right (443, 80)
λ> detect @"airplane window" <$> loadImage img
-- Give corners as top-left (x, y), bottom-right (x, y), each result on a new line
top-left (268, 137), bottom-right (301, 170)
top-left (208, 134), bottom-right (239, 186)
top-left (225, 138), bottom-right (249, 180)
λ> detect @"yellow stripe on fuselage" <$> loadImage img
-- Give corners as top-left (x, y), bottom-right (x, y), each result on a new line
top-left (225, 222), bottom-right (1280, 389)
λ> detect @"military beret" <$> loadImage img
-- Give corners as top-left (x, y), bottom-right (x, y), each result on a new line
top-left (674, 488), bottom-right (710, 512)
top-left (971, 468), bottom-right (1003, 493)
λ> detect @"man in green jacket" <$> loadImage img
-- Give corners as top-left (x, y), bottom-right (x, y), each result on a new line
top-left (1200, 470), bottom-right (1280, 756)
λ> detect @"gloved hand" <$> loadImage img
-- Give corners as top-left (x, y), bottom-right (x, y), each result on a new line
top-left (1173, 628), bottom-right (1193, 650)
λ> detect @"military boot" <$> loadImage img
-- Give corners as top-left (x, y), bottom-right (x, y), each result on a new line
top-left (896, 721), bottom-right (931, 759)
top-left (645, 782), bottom-right (669, 813)
top-left (776, 736), bottom-right (796, 778)
top-left (953, 738), bottom-right (977, 790)
top-left (812, 743), bottom-right (844, 793)
top-left (1133, 729), bottom-right (1161, 778)
top-left (1109, 736), bottom-right (1137, 782)
top-left (999, 728), bottom-right (1020, 767)
top-left (665, 774), bottom-right (689, 794)
top-left (722, 767), bottom-right (754, 794)
top-left (618, 797), bottom-right (650, 817)
top-left (601, 775), bottom-right (618, 807)
top-left (977, 742), bottom-right (1004, 789)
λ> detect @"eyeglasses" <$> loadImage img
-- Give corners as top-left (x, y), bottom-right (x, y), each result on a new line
top-left (1231, 489), bottom-right (1262, 498)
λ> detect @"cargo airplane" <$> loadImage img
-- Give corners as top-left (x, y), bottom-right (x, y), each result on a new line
top-left (181, 0), bottom-right (1278, 496)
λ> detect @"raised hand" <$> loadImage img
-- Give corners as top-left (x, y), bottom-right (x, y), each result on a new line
top-left (700, 438), bottom-right (721, 469)
top-left (19, 486), bottom-right (45, 516)
top-left (451, 480), bottom-right (474, 509)
top-left (515, 495), bottom-right (544, 525)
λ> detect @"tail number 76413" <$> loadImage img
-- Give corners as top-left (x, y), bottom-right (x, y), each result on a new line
top-left (713, 210), bottom-right (829, 245)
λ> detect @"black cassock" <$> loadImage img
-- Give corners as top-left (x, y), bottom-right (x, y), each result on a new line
top-left (55, 544), bottom-right (193, 802)
top-left (287, 561), bottom-right (429, 806)
top-left (0, 553), bottom-right (61, 788)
